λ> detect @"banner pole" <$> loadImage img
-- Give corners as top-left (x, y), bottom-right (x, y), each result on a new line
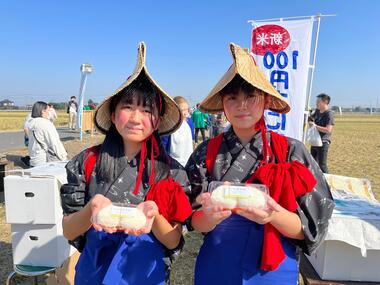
top-left (78, 73), bottom-right (88, 141)
top-left (248, 14), bottom-right (336, 25)
top-left (302, 13), bottom-right (322, 143)
top-left (77, 64), bottom-right (93, 141)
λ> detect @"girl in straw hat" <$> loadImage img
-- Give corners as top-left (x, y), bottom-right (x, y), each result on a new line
top-left (60, 42), bottom-right (192, 285)
top-left (185, 43), bottom-right (334, 284)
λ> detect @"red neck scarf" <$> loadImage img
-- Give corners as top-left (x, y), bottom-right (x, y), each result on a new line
top-left (250, 118), bottom-right (316, 270)
top-left (133, 94), bottom-right (163, 195)
top-left (133, 135), bottom-right (160, 195)
top-left (206, 117), bottom-right (316, 271)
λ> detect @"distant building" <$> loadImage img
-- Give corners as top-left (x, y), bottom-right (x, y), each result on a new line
top-left (0, 99), bottom-right (15, 108)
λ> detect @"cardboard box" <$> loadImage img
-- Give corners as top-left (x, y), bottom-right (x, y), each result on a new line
top-left (11, 223), bottom-right (76, 267)
top-left (5, 175), bottom-right (62, 224)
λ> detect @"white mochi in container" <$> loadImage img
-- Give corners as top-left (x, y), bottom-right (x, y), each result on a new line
top-left (94, 204), bottom-right (120, 227)
top-left (209, 186), bottom-right (238, 209)
top-left (208, 182), bottom-right (268, 210)
top-left (117, 206), bottom-right (147, 229)
top-left (92, 203), bottom-right (147, 230)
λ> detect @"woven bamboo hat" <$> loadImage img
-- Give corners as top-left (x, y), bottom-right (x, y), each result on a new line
top-left (200, 43), bottom-right (290, 114)
top-left (94, 42), bottom-right (182, 135)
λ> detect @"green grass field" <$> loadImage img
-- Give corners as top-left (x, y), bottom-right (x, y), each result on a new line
top-left (0, 113), bottom-right (379, 284)
top-left (328, 114), bottom-right (380, 198)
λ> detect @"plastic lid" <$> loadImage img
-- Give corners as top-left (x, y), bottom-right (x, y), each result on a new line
top-left (208, 181), bottom-right (268, 210)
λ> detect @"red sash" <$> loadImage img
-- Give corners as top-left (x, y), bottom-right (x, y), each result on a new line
top-left (83, 147), bottom-right (192, 224)
top-left (205, 132), bottom-right (316, 271)
top-left (83, 146), bottom-right (99, 186)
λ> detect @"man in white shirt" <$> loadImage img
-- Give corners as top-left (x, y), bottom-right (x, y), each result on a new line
top-left (168, 96), bottom-right (194, 167)
top-left (48, 104), bottom-right (58, 123)
top-left (67, 96), bottom-right (78, 130)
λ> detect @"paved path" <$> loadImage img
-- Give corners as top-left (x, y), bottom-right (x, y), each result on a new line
top-left (0, 128), bottom-right (81, 153)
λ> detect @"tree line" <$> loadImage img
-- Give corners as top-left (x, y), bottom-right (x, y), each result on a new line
top-left (0, 99), bottom-right (98, 110)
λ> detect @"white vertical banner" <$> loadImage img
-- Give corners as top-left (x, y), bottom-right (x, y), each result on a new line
top-left (250, 18), bottom-right (314, 141)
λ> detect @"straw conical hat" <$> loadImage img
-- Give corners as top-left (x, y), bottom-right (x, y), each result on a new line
top-left (94, 42), bottom-right (182, 135)
top-left (200, 43), bottom-right (290, 114)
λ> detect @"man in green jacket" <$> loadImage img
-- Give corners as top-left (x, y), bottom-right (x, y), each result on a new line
top-left (191, 103), bottom-right (209, 143)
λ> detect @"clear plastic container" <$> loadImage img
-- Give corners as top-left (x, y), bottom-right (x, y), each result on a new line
top-left (208, 181), bottom-right (269, 210)
top-left (92, 203), bottom-right (148, 230)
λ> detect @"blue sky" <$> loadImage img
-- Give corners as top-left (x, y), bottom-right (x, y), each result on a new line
top-left (1, 0), bottom-right (379, 108)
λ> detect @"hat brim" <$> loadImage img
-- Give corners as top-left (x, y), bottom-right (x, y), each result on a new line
top-left (94, 42), bottom-right (183, 136)
top-left (200, 43), bottom-right (290, 115)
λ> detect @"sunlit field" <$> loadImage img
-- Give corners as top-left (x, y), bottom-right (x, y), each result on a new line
top-left (328, 114), bottom-right (380, 198)
top-left (0, 111), bottom-right (69, 131)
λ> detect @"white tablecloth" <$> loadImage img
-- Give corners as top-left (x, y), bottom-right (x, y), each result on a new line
top-left (327, 198), bottom-right (380, 256)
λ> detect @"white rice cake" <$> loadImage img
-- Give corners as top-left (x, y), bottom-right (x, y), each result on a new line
top-left (210, 185), bottom-right (266, 209)
top-left (95, 205), bottom-right (147, 230)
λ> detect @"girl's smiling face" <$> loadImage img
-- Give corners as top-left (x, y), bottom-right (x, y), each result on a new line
top-left (111, 93), bottom-right (160, 144)
top-left (222, 89), bottom-right (266, 131)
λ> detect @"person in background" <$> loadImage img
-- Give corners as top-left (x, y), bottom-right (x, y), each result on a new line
top-left (309, 93), bottom-right (335, 173)
top-left (48, 103), bottom-right (58, 123)
top-left (21, 112), bottom-right (33, 167)
top-left (161, 96), bottom-right (194, 167)
top-left (191, 103), bottom-right (208, 144)
top-left (186, 111), bottom-right (195, 143)
top-left (28, 101), bottom-right (67, 167)
top-left (67, 96), bottom-right (78, 130)
top-left (23, 112), bottom-right (33, 147)
top-left (210, 113), bottom-right (225, 138)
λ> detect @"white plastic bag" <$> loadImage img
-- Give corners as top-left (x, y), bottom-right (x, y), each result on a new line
top-left (306, 125), bottom-right (322, 147)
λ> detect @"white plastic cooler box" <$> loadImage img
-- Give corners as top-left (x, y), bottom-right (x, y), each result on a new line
top-left (4, 162), bottom-right (76, 267)
top-left (5, 175), bottom-right (62, 224)
top-left (307, 239), bottom-right (380, 282)
top-left (11, 223), bottom-right (76, 267)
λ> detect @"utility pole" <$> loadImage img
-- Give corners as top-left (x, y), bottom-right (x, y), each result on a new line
top-left (77, 63), bottom-right (93, 141)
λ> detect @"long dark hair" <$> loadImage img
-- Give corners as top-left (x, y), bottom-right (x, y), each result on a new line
top-left (96, 75), bottom-right (168, 183)
top-left (31, 101), bottom-right (48, 118)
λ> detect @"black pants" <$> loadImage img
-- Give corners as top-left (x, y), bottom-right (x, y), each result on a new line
top-left (195, 128), bottom-right (206, 143)
top-left (311, 142), bottom-right (330, 173)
